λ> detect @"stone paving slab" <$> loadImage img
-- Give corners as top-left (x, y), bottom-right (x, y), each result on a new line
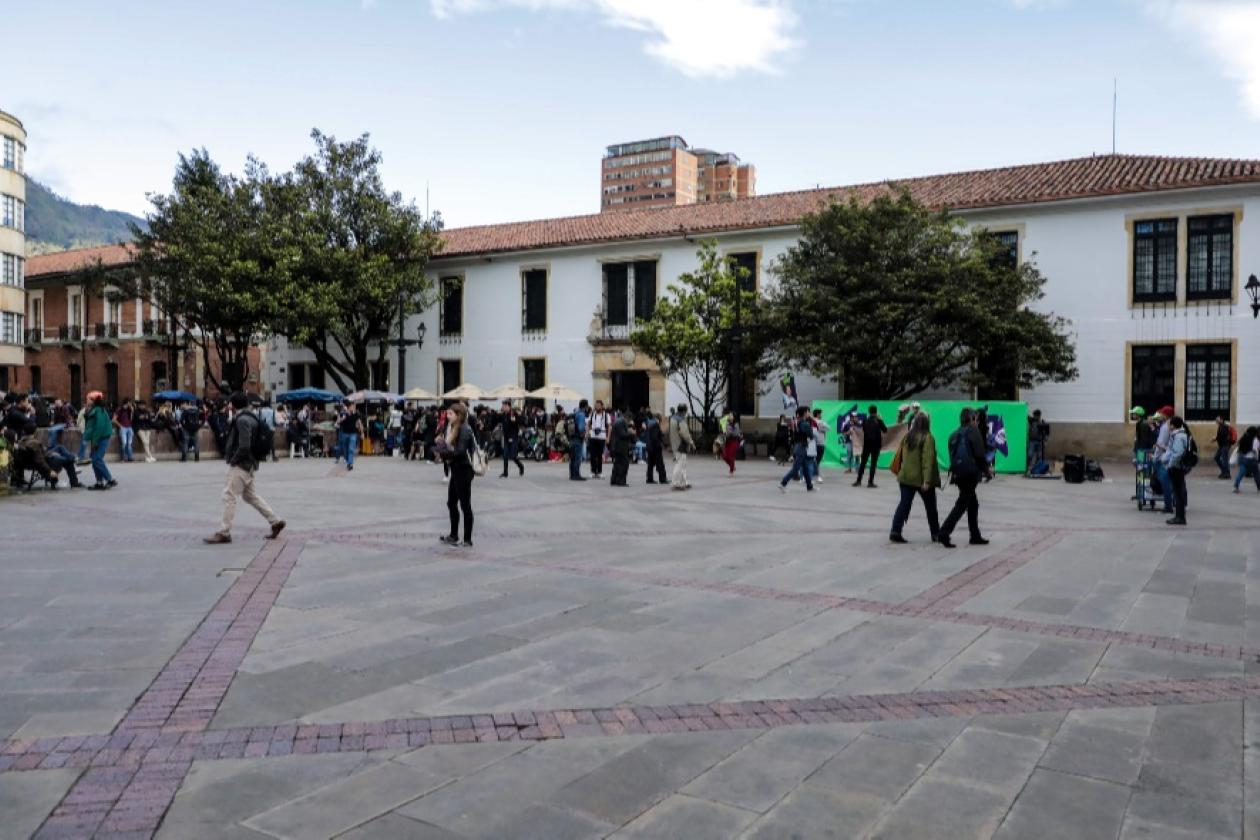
top-left (1, 456), bottom-right (1258, 838)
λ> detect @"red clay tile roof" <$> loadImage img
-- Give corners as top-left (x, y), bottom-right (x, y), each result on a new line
top-left (27, 243), bottom-right (136, 278)
top-left (437, 154), bottom-right (1260, 258)
top-left (28, 154), bottom-right (1260, 275)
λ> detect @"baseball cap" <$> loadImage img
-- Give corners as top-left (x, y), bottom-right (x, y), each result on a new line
top-left (1158, 405), bottom-right (1174, 417)
top-left (1128, 406), bottom-right (1146, 417)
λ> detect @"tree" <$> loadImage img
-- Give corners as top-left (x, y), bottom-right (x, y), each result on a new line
top-left (278, 130), bottom-right (443, 393)
top-left (129, 150), bottom-right (288, 394)
top-left (631, 240), bottom-right (772, 424)
top-left (768, 189), bottom-right (1077, 400)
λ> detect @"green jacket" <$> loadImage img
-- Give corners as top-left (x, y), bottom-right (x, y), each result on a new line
top-left (84, 405), bottom-right (114, 443)
top-left (896, 433), bottom-right (941, 489)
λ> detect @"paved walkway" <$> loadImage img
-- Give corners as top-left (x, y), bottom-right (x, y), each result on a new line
top-left (1, 453), bottom-right (1257, 839)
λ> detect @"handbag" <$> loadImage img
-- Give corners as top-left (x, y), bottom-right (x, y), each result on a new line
top-left (806, 439), bottom-right (817, 458)
top-left (469, 445), bottom-right (488, 477)
top-left (890, 442), bottom-right (903, 476)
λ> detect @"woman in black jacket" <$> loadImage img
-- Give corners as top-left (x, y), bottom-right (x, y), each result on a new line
top-left (441, 403), bottom-right (476, 547)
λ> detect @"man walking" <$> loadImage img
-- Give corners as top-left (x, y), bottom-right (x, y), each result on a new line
top-left (1213, 415), bottom-right (1233, 479)
top-left (205, 392), bottom-right (285, 545)
top-left (499, 400), bottom-right (525, 478)
top-left (645, 412), bottom-right (667, 484)
top-left (336, 401), bottom-right (365, 471)
top-left (568, 400), bottom-right (589, 481)
top-left (609, 409), bottom-right (633, 486)
top-left (854, 405), bottom-right (886, 488)
top-left (669, 404), bottom-right (694, 490)
top-left (938, 408), bottom-right (989, 549)
top-left (178, 401), bottom-right (202, 462)
top-left (779, 406), bottom-right (816, 493)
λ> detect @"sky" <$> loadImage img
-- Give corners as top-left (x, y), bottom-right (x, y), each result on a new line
top-left (8, 0), bottom-right (1260, 229)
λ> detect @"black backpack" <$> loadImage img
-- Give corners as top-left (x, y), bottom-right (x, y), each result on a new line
top-left (1180, 435), bottom-right (1199, 471)
top-left (563, 415), bottom-right (577, 439)
top-left (244, 414), bottom-right (273, 462)
top-left (949, 429), bottom-right (978, 479)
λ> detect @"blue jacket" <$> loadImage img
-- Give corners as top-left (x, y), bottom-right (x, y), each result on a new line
top-left (1162, 429), bottom-right (1189, 468)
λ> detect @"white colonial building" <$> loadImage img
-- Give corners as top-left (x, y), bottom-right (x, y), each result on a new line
top-left (269, 154), bottom-right (1260, 454)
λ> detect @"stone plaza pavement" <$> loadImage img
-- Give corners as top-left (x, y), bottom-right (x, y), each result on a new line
top-left (1, 453), bottom-right (1258, 839)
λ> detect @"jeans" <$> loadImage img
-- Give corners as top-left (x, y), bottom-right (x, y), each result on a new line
top-left (447, 467), bottom-right (474, 542)
top-left (1169, 467), bottom-right (1188, 520)
top-left (338, 432), bottom-right (358, 466)
top-left (891, 483), bottom-right (940, 538)
top-left (47, 445), bottom-right (80, 486)
top-left (181, 429), bottom-right (200, 462)
top-left (780, 445), bottom-right (814, 490)
top-left (90, 438), bottom-right (114, 484)
top-left (1215, 445), bottom-right (1230, 477)
top-left (76, 433), bottom-right (89, 461)
top-left (940, 476), bottom-right (981, 541)
top-left (501, 438), bottom-right (524, 475)
top-left (119, 427), bottom-right (134, 462)
top-left (569, 442), bottom-right (584, 479)
top-left (1028, 440), bottom-right (1045, 471)
top-left (48, 424), bottom-right (65, 449)
top-left (1153, 461), bottom-right (1173, 510)
top-left (1234, 455), bottom-right (1259, 490)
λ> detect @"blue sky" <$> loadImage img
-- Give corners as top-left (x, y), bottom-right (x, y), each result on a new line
top-left (8, 0), bottom-right (1260, 228)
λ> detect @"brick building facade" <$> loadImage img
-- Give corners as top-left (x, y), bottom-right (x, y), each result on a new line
top-left (13, 245), bottom-right (262, 406)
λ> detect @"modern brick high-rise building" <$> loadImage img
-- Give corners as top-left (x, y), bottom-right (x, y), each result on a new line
top-left (600, 135), bottom-right (755, 212)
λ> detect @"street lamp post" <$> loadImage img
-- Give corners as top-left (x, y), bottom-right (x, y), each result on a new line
top-left (391, 296), bottom-right (428, 393)
top-left (1246, 274), bottom-right (1260, 320)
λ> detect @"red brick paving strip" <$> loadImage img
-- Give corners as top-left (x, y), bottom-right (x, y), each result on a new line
top-left (898, 530), bottom-right (1066, 614)
top-left (6, 676), bottom-right (1259, 784)
top-left (29, 540), bottom-right (303, 840)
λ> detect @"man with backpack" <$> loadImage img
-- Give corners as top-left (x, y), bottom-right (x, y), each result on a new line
top-left (205, 392), bottom-right (285, 545)
top-left (938, 407), bottom-right (990, 549)
top-left (1213, 416), bottom-right (1234, 479)
top-left (669, 404), bottom-right (694, 490)
top-left (567, 400), bottom-right (588, 481)
top-left (178, 400), bottom-right (203, 462)
top-left (1162, 415), bottom-right (1195, 526)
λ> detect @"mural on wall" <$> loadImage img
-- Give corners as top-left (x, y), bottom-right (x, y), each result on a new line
top-left (814, 400), bottom-right (1029, 474)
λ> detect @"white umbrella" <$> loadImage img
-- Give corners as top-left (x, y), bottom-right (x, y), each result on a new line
top-left (487, 383), bottom-right (530, 401)
top-left (526, 383), bottom-right (585, 403)
top-left (442, 383), bottom-right (485, 401)
top-left (345, 389), bottom-right (402, 403)
top-left (402, 386), bottom-right (438, 401)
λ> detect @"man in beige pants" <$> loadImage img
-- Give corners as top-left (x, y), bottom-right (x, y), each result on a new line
top-left (205, 392), bottom-right (285, 544)
top-left (668, 404), bottom-right (694, 491)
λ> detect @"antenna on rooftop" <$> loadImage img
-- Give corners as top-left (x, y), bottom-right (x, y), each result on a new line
top-left (1112, 78), bottom-right (1117, 155)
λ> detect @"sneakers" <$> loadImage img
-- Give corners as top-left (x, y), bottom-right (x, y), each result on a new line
top-left (88, 483), bottom-right (107, 491)
top-left (439, 535), bottom-right (459, 545)
top-left (268, 520), bottom-right (286, 540)
top-left (458, 540), bottom-right (474, 548)
top-left (1166, 517), bottom-right (1186, 526)
top-left (203, 533), bottom-right (232, 544)
top-left (867, 483), bottom-right (877, 489)
top-left (779, 484), bottom-right (787, 493)
top-left (106, 479), bottom-right (117, 488)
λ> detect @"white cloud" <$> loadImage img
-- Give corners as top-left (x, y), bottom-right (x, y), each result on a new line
top-left (1145, 0), bottom-right (1260, 120)
top-left (429, 0), bottom-right (798, 78)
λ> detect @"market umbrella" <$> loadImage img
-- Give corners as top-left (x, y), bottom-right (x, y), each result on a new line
top-left (346, 389), bottom-right (402, 403)
top-left (442, 383), bottom-right (485, 401)
top-left (275, 388), bottom-right (342, 404)
top-left (153, 390), bottom-right (198, 403)
top-left (526, 383), bottom-right (585, 404)
top-left (402, 386), bottom-right (438, 401)
top-left (487, 383), bottom-right (529, 401)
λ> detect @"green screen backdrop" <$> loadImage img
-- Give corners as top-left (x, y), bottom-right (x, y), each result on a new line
top-left (813, 400), bottom-right (1029, 474)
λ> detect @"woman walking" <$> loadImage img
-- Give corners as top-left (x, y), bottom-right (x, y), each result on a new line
top-left (721, 413), bottom-right (742, 475)
top-left (499, 401), bottom-right (525, 478)
top-left (1233, 426), bottom-right (1260, 493)
top-left (441, 403), bottom-right (476, 547)
top-left (889, 413), bottom-right (941, 543)
top-left (84, 392), bottom-right (117, 490)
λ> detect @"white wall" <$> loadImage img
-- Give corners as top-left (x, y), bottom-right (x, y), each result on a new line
top-left (272, 183), bottom-right (1260, 425)
top-left (966, 184), bottom-right (1260, 424)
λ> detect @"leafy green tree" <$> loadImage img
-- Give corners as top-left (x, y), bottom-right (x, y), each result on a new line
top-left (278, 130), bottom-right (443, 393)
top-left (129, 150), bottom-right (288, 394)
top-left (631, 240), bottom-right (772, 424)
top-left (768, 189), bottom-right (1077, 399)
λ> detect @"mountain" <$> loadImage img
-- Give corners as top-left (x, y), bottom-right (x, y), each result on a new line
top-left (24, 178), bottom-right (147, 255)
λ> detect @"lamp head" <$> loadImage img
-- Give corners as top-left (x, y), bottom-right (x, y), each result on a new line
top-left (1247, 274), bottom-right (1260, 319)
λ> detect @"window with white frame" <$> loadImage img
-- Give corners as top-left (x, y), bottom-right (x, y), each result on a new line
top-left (1, 194), bottom-right (23, 232)
top-left (1, 252), bottom-right (22, 287)
top-left (0, 311), bottom-right (23, 344)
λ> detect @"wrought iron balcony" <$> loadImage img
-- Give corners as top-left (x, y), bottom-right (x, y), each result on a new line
top-left (59, 324), bottom-right (82, 343)
top-left (24, 328), bottom-right (42, 347)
